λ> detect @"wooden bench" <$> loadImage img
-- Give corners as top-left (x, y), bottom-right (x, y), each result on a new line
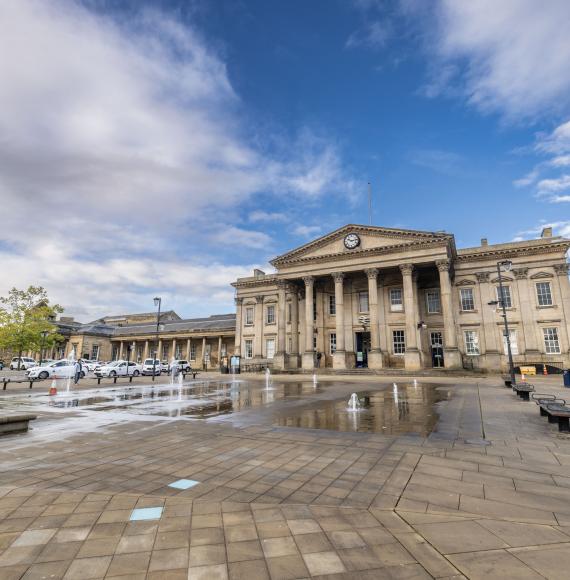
top-left (513, 383), bottom-right (535, 401)
top-left (1, 377), bottom-right (40, 390)
top-left (0, 414), bottom-right (37, 435)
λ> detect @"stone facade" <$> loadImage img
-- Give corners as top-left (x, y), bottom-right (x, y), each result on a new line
top-left (232, 224), bottom-right (570, 372)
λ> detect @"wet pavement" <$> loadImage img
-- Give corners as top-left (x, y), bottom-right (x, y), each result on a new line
top-left (2, 374), bottom-right (570, 578)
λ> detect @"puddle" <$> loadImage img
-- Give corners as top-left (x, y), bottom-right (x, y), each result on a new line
top-left (274, 383), bottom-right (450, 435)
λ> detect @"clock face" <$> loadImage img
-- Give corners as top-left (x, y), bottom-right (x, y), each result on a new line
top-left (344, 233), bottom-right (360, 249)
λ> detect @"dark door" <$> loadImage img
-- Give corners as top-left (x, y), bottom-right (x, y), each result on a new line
top-left (355, 332), bottom-right (371, 368)
top-left (430, 331), bottom-right (444, 368)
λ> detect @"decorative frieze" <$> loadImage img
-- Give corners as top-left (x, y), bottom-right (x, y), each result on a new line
top-left (436, 259), bottom-right (450, 272)
top-left (513, 268), bottom-right (528, 279)
top-left (554, 263), bottom-right (569, 276)
top-left (475, 272), bottom-right (490, 283)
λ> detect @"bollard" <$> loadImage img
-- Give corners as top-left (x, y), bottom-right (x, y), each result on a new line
top-left (113, 376), bottom-right (118, 384)
top-left (2, 378), bottom-right (7, 390)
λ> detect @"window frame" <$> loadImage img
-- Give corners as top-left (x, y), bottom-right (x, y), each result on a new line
top-left (245, 306), bottom-right (254, 326)
top-left (543, 327), bottom-right (561, 354)
top-left (392, 330), bottom-right (406, 355)
top-left (426, 289), bottom-right (441, 314)
top-left (329, 294), bottom-right (336, 315)
top-left (244, 339), bottom-right (253, 359)
top-left (502, 329), bottom-right (519, 355)
top-left (266, 304), bottom-right (276, 325)
top-left (464, 330), bottom-right (480, 355)
top-left (460, 288), bottom-right (475, 312)
top-left (536, 282), bottom-right (553, 307)
top-left (496, 285), bottom-right (512, 309)
top-left (190, 343), bottom-right (197, 361)
top-left (358, 291), bottom-right (369, 313)
top-left (265, 338), bottom-right (275, 359)
top-left (329, 332), bottom-right (337, 355)
top-left (389, 288), bottom-right (403, 312)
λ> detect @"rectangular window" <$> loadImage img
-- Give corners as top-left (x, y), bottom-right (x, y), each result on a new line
top-left (460, 288), bottom-right (475, 311)
top-left (91, 345), bottom-right (100, 360)
top-left (464, 331), bottom-right (480, 355)
top-left (266, 304), bottom-right (275, 324)
top-left (287, 337), bottom-right (292, 353)
top-left (426, 289), bottom-right (441, 314)
top-left (190, 343), bottom-right (197, 361)
top-left (162, 345), bottom-right (169, 360)
top-left (245, 339), bottom-right (253, 359)
top-left (392, 330), bottom-right (406, 354)
top-left (543, 328), bottom-right (561, 354)
top-left (536, 282), bottom-right (553, 306)
top-left (330, 333), bottom-right (336, 354)
top-left (358, 291), bottom-right (369, 313)
top-left (205, 344), bottom-right (211, 362)
top-left (221, 343), bottom-right (227, 357)
top-left (329, 295), bottom-right (336, 315)
top-left (313, 336), bottom-right (317, 350)
top-left (496, 286), bottom-right (512, 308)
top-left (390, 288), bottom-right (403, 311)
top-left (313, 297), bottom-right (317, 322)
top-left (245, 306), bottom-right (254, 325)
top-left (287, 303), bottom-right (291, 323)
top-left (265, 338), bottom-right (275, 359)
top-left (502, 330), bottom-right (519, 355)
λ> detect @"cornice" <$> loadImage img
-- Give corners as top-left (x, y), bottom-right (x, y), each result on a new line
top-left (456, 240), bottom-right (570, 262)
top-left (232, 275), bottom-right (278, 289)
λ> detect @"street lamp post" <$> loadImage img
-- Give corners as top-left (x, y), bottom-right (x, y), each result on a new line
top-left (489, 260), bottom-right (516, 387)
top-left (152, 297), bottom-right (162, 382)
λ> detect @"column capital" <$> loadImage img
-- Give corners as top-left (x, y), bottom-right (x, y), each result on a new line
top-left (255, 295), bottom-right (264, 304)
top-left (513, 267), bottom-right (528, 279)
top-left (302, 275), bottom-right (315, 287)
top-left (475, 271), bottom-right (490, 283)
top-left (331, 271), bottom-right (345, 283)
top-left (554, 263), bottom-right (569, 276)
top-left (435, 259), bottom-right (450, 272)
top-left (399, 263), bottom-right (414, 275)
top-left (235, 297), bottom-right (243, 305)
top-left (276, 279), bottom-right (287, 289)
top-left (365, 268), bottom-right (379, 279)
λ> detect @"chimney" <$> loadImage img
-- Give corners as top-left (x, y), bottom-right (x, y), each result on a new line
top-left (254, 269), bottom-right (265, 278)
top-left (481, 238), bottom-right (488, 246)
top-left (541, 227), bottom-right (552, 238)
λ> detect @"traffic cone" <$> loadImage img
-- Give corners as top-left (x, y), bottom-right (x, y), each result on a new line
top-left (49, 379), bottom-right (57, 396)
top-left (521, 373), bottom-right (526, 383)
top-left (543, 364), bottom-right (548, 376)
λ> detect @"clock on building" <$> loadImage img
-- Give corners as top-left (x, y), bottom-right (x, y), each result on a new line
top-left (343, 233), bottom-right (360, 249)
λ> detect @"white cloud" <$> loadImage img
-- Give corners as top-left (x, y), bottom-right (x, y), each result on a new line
top-left (0, 0), bottom-right (358, 319)
top-left (424, 0), bottom-right (570, 120)
top-left (292, 225), bottom-right (322, 238)
top-left (249, 211), bottom-right (289, 223)
top-left (514, 221), bottom-right (570, 240)
top-left (346, 21), bottom-right (392, 50)
top-left (537, 175), bottom-right (570, 194)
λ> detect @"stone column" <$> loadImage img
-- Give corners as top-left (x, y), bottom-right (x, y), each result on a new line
top-left (366, 268), bottom-right (383, 369)
top-left (218, 336), bottom-right (223, 367)
top-left (476, 272), bottom-right (500, 369)
top-left (119, 341), bottom-right (124, 359)
top-left (234, 298), bottom-right (243, 356)
top-left (254, 295), bottom-right (264, 358)
top-left (513, 268), bottom-right (539, 355)
top-left (289, 287), bottom-right (300, 368)
top-left (172, 339), bottom-right (177, 360)
top-left (202, 337), bottom-right (207, 369)
top-left (377, 274), bottom-right (388, 354)
top-left (157, 339), bottom-right (162, 361)
top-left (436, 260), bottom-right (461, 369)
top-left (331, 272), bottom-right (347, 369)
top-left (400, 264), bottom-right (421, 370)
top-left (143, 340), bottom-right (149, 360)
top-left (302, 276), bottom-right (315, 370)
top-left (273, 280), bottom-right (288, 370)
top-left (186, 338), bottom-right (191, 361)
top-left (554, 264), bottom-right (570, 356)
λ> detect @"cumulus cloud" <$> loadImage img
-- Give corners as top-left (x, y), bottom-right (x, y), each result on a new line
top-left (346, 20), bottom-right (392, 50)
top-left (514, 221), bottom-right (570, 241)
top-left (292, 225), bottom-right (322, 238)
top-left (0, 0), bottom-right (358, 319)
top-left (248, 211), bottom-right (289, 223)
top-left (423, 0), bottom-right (570, 120)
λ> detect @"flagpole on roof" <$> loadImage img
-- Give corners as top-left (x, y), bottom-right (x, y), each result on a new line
top-left (368, 182), bottom-right (372, 225)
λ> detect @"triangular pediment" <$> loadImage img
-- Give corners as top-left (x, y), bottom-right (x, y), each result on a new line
top-left (530, 271), bottom-right (553, 279)
top-left (271, 224), bottom-right (454, 266)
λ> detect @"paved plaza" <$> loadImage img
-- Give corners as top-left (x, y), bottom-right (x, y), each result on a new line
top-left (1, 373), bottom-right (570, 579)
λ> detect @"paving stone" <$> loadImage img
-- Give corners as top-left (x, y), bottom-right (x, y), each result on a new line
top-left (302, 550), bottom-right (346, 575)
top-left (148, 547), bottom-right (189, 571)
top-left (226, 539), bottom-right (264, 562)
top-left (228, 559), bottom-right (269, 580)
top-left (189, 543), bottom-right (226, 566)
top-left (22, 559), bottom-right (71, 580)
top-left (448, 549), bottom-right (543, 579)
top-left (106, 551), bottom-right (151, 576)
top-left (265, 554), bottom-right (309, 580)
top-left (187, 563), bottom-right (228, 579)
top-left (63, 555), bottom-right (112, 579)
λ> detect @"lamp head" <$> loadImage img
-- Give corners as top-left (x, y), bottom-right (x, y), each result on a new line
top-left (500, 260), bottom-right (512, 272)
top-left (153, 297), bottom-right (161, 307)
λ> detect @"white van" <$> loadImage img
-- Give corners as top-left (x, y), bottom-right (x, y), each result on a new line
top-left (142, 359), bottom-right (161, 376)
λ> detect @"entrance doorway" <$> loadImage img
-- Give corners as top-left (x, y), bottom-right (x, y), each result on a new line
top-left (355, 332), bottom-right (371, 368)
top-left (430, 331), bottom-right (444, 368)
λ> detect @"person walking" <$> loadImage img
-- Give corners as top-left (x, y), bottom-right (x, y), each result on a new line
top-left (74, 360), bottom-right (82, 385)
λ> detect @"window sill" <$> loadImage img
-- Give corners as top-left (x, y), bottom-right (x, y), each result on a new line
top-left (537, 305), bottom-right (556, 309)
top-left (465, 353), bottom-right (480, 356)
top-left (459, 310), bottom-right (478, 314)
top-left (265, 322), bottom-right (276, 326)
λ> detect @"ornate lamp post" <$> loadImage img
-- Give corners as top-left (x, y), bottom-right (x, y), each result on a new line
top-left (152, 297), bottom-right (161, 382)
top-left (488, 260), bottom-right (516, 387)
top-left (39, 330), bottom-right (49, 365)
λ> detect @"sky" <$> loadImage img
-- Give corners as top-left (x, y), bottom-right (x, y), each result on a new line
top-left (1, 0), bottom-right (569, 321)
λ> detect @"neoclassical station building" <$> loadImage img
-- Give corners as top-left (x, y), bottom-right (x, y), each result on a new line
top-left (232, 224), bottom-right (570, 372)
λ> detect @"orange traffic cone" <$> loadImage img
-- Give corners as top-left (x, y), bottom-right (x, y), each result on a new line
top-left (543, 365), bottom-right (548, 376)
top-left (49, 379), bottom-right (57, 396)
top-left (521, 373), bottom-right (526, 383)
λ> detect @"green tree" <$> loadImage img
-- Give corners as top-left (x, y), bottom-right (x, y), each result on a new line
top-left (0, 286), bottom-right (64, 369)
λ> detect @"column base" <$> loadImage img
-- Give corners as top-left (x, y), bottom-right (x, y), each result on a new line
top-left (368, 350), bottom-right (384, 369)
top-left (302, 352), bottom-right (315, 370)
top-left (443, 348), bottom-right (462, 370)
top-left (404, 349), bottom-right (422, 370)
top-left (272, 352), bottom-right (287, 371)
top-left (287, 354), bottom-right (300, 369)
top-left (483, 351), bottom-right (501, 372)
top-left (333, 350), bottom-right (348, 369)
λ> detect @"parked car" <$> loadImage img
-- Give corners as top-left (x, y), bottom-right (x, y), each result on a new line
top-left (95, 360), bottom-right (141, 378)
top-left (38, 359), bottom-right (55, 366)
top-left (160, 360), bottom-right (170, 373)
top-left (141, 359), bottom-right (161, 376)
top-left (83, 361), bottom-right (100, 372)
top-left (10, 357), bottom-right (37, 370)
top-left (168, 360), bottom-right (191, 373)
top-left (27, 359), bottom-right (81, 380)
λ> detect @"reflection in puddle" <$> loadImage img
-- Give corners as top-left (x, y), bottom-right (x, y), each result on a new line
top-left (274, 384), bottom-right (449, 435)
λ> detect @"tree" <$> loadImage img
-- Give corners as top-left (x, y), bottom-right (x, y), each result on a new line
top-left (0, 286), bottom-right (64, 369)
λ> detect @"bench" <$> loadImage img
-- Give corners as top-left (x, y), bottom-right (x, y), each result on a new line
top-left (544, 403), bottom-right (570, 433)
top-left (0, 414), bottom-right (37, 435)
top-left (183, 371), bottom-right (200, 380)
top-left (1, 377), bottom-right (40, 390)
top-left (513, 383), bottom-right (535, 401)
top-left (532, 394), bottom-right (566, 416)
top-left (95, 371), bottom-right (199, 385)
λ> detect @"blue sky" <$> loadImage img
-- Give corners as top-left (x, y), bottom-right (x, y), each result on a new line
top-left (0, 0), bottom-right (569, 320)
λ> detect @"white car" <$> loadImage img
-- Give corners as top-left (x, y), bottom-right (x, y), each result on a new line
top-left (141, 359), bottom-right (161, 376)
top-left (27, 359), bottom-right (80, 380)
top-left (83, 361), bottom-right (100, 372)
top-left (10, 357), bottom-right (37, 370)
top-left (168, 360), bottom-right (191, 373)
top-left (95, 360), bottom-right (141, 378)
